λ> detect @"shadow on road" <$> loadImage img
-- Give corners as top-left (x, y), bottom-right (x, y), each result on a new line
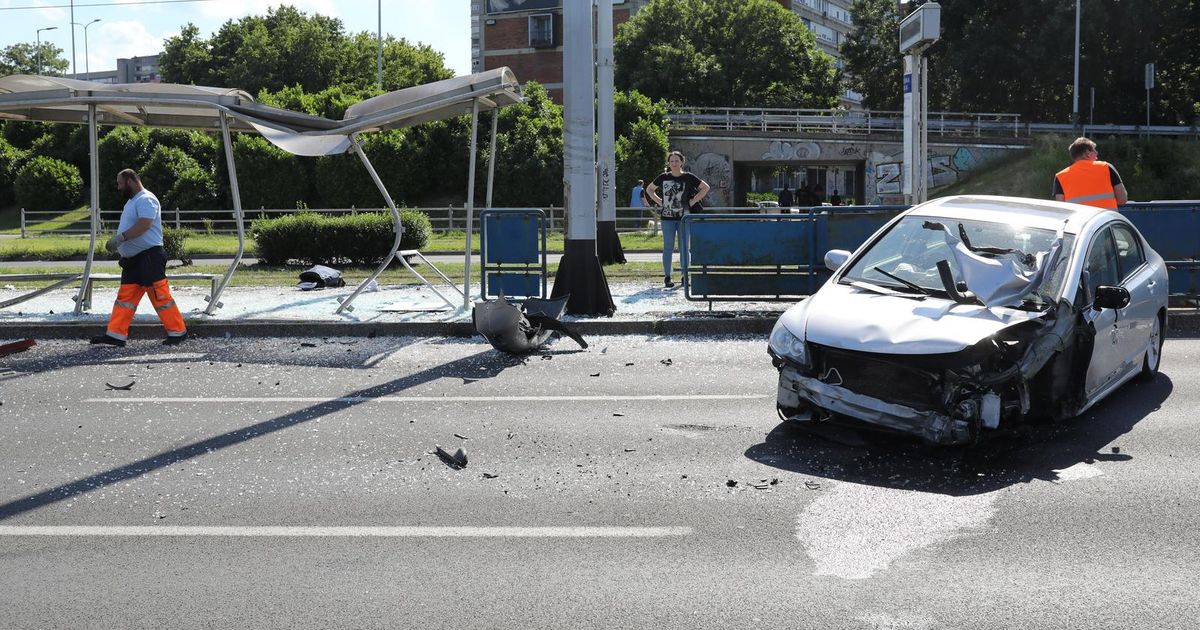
top-left (0, 345), bottom-right (533, 520)
top-left (743, 374), bottom-right (1174, 497)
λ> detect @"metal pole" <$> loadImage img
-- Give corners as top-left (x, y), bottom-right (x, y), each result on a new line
top-left (205, 110), bottom-right (245, 315)
top-left (72, 103), bottom-right (98, 315)
top-left (1072, 0), bottom-right (1080, 125)
top-left (596, 0), bottom-right (617, 225)
top-left (36, 27), bottom-right (58, 75)
top-left (336, 134), bottom-right (407, 315)
top-left (84, 19), bottom-right (99, 77)
top-left (377, 0), bottom-right (383, 90)
top-left (485, 109), bottom-right (498, 209)
top-left (464, 98), bottom-right (480, 309)
top-left (70, 0), bottom-right (77, 77)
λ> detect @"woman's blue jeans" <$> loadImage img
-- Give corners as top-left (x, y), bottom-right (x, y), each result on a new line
top-left (661, 219), bottom-right (689, 280)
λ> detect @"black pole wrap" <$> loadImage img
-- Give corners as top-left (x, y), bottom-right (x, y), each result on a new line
top-left (596, 220), bottom-right (626, 265)
top-left (551, 239), bottom-right (615, 316)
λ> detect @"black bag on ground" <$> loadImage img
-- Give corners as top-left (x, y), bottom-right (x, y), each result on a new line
top-left (297, 265), bottom-right (345, 290)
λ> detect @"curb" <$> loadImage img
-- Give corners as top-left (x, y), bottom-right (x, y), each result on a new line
top-left (0, 315), bottom-right (782, 341)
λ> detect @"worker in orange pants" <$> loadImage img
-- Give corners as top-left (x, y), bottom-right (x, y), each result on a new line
top-left (90, 169), bottom-right (187, 347)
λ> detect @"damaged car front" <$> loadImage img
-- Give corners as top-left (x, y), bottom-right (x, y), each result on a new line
top-left (770, 197), bottom-right (1104, 446)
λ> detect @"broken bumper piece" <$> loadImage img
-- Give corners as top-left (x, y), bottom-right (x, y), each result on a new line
top-left (778, 366), bottom-right (973, 446)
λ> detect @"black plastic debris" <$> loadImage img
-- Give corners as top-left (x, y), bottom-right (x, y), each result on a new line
top-left (454, 433), bottom-right (470, 440)
top-left (482, 472), bottom-right (499, 479)
top-left (660, 358), bottom-right (673, 366)
top-left (726, 479), bottom-right (738, 488)
top-left (434, 445), bottom-right (468, 469)
top-left (104, 381), bottom-right (135, 391)
top-left (473, 295), bottom-right (587, 354)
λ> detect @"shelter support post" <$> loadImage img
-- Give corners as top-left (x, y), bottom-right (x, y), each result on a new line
top-left (72, 104), bottom-right (100, 315)
top-left (463, 98), bottom-right (480, 309)
top-left (486, 108), bottom-right (498, 209)
top-left (205, 110), bottom-right (246, 315)
top-left (335, 135), bottom-right (463, 314)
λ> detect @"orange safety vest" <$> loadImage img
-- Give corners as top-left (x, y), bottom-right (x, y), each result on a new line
top-left (1056, 160), bottom-right (1118, 209)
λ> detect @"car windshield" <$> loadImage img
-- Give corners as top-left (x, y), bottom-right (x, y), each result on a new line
top-left (840, 214), bottom-right (1075, 310)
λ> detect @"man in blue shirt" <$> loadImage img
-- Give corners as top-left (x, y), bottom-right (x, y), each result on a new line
top-left (630, 179), bottom-right (646, 223)
top-left (90, 169), bottom-right (187, 347)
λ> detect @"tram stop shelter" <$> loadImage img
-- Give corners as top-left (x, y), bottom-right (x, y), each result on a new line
top-left (0, 67), bottom-right (521, 316)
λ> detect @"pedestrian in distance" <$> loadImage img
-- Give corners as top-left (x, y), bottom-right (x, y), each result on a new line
top-left (630, 178), bottom-right (645, 223)
top-left (90, 169), bottom-right (188, 348)
top-left (646, 150), bottom-right (710, 289)
top-left (1053, 137), bottom-right (1129, 209)
top-left (830, 189), bottom-right (842, 206)
top-left (778, 182), bottom-right (794, 208)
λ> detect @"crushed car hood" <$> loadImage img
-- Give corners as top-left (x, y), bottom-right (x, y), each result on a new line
top-left (788, 282), bottom-right (1045, 354)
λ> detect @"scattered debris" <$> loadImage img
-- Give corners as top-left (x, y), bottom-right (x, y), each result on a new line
top-left (474, 295), bottom-right (587, 353)
top-left (624, 362), bottom-right (634, 366)
top-left (624, 448), bottom-right (637, 452)
top-left (681, 474), bottom-right (688, 479)
top-left (454, 433), bottom-right (470, 440)
top-left (434, 445), bottom-right (468, 469)
top-left (726, 479), bottom-right (738, 488)
top-left (660, 358), bottom-right (673, 366)
top-left (541, 354), bottom-right (553, 360)
top-left (804, 480), bottom-right (822, 490)
top-left (0, 339), bottom-right (35, 358)
top-left (300, 342), bottom-right (317, 348)
top-left (1112, 446), bottom-right (1121, 454)
top-left (104, 381), bottom-right (135, 391)
top-left (590, 372), bottom-right (601, 377)
top-left (612, 412), bottom-right (625, 417)
top-left (482, 472), bottom-right (498, 479)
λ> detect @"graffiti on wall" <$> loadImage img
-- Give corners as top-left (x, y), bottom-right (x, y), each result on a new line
top-left (761, 140), bottom-right (821, 161)
top-left (691, 152), bottom-right (733, 206)
top-left (868, 145), bottom-right (1009, 203)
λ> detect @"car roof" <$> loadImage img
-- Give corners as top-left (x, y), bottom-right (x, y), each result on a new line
top-left (909, 195), bottom-right (1108, 233)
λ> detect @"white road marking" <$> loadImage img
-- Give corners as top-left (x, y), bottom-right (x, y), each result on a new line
top-left (0, 525), bottom-right (692, 538)
top-left (796, 483), bottom-right (998, 580)
top-left (85, 394), bottom-right (767, 404)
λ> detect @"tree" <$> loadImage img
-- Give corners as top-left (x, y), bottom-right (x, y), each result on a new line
top-left (0, 42), bottom-right (68, 76)
top-left (841, 0), bottom-right (902, 111)
top-left (160, 5), bottom-right (453, 93)
top-left (613, 0), bottom-right (838, 108)
top-left (489, 82), bottom-right (564, 207)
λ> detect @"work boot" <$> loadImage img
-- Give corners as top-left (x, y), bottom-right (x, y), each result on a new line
top-left (664, 276), bottom-right (675, 288)
top-left (89, 334), bottom-right (125, 348)
top-left (163, 332), bottom-right (188, 346)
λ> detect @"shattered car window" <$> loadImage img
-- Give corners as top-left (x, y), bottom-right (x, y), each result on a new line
top-left (841, 215), bottom-right (1074, 308)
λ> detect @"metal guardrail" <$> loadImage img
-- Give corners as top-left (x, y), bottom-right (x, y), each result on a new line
top-left (668, 107), bottom-right (1200, 139)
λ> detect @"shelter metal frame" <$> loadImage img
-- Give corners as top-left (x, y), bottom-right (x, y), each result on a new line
top-left (0, 69), bottom-right (521, 316)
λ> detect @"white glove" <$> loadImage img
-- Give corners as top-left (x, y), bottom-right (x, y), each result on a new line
top-left (105, 232), bottom-right (124, 254)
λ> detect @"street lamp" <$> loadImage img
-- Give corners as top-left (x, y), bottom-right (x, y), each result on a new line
top-left (1071, 0), bottom-right (1080, 126)
top-left (71, 18), bottom-right (101, 78)
top-left (36, 26), bottom-right (58, 76)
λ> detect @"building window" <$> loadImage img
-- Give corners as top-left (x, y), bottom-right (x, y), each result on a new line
top-left (529, 13), bottom-right (554, 48)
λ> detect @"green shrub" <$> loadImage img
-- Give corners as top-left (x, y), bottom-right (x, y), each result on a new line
top-left (14, 156), bottom-right (83, 212)
top-left (0, 138), bottom-right (26, 206)
top-left (233, 135), bottom-right (313, 209)
top-left (98, 126), bottom-right (151, 211)
top-left (252, 210), bottom-right (431, 266)
top-left (162, 227), bottom-right (194, 263)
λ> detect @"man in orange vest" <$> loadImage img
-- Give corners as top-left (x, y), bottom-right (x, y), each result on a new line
top-left (89, 169), bottom-right (187, 347)
top-left (1053, 137), bottom-right (1128, 209)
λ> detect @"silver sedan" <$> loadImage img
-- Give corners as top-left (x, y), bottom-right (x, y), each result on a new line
top-left (769, 195), bottom-right (1168, 445)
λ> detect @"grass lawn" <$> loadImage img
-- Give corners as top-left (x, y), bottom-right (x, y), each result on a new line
top-left (0, 230), bottom-right (666, 261)
top-left (0, 259), bottom-right (666, 289)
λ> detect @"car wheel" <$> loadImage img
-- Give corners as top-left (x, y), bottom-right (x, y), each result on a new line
top-left (1136, 313), bottom-right (1164, 381)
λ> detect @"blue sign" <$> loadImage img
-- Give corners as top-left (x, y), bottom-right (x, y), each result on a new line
top-left (903, 74), bottom-right (912, 94)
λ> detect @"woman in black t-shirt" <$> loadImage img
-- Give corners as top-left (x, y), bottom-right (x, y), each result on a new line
top-left (646, 150), bottom-right (710, 288)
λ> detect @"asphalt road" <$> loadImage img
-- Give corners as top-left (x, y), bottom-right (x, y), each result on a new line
top-left (0, 335), bottom-right (1197, 629)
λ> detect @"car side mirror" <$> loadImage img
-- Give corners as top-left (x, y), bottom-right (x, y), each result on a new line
top-left (1093, 285), bottom-right (1130, 310)
top-left (824, 249), bottom-right (851, 272)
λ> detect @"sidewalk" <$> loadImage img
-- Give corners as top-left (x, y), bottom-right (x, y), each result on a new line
top-left (0, 280), bottom-right (788, 340)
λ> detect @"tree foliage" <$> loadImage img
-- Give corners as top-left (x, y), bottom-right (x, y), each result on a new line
top-left (160, 5), bottom-right (452, 93)
top-left (614, 0), bottom-right (839, 108)
top-left (488, 82), bottom-right (564, 207)
top-left (14, 156), bottom-right (82, 212)
top-left (845, 0), bottom-right (1200, 124)
top-left (0, 42), bottom-right (68, 76)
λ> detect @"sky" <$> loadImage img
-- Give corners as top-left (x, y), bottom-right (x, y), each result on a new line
top-left (0, 0), bottom-right (471, 76)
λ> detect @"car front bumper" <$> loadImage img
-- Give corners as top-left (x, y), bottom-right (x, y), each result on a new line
top-left (777, 365), bottom-right (974, 445)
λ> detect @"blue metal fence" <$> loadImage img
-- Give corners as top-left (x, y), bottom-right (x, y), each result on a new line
top-left (682, 202), bottom-right (1200, 302)
top-left (479, 209), bottom-right (548, 299)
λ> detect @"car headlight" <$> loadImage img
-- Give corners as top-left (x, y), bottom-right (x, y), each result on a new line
top-left (768, 318), bottom-right (808, 367)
